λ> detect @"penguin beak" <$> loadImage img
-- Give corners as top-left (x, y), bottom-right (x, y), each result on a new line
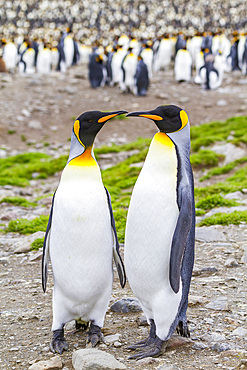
top-left (126, 111), bottom-right (163, 121)
top-left (98, 110), bottom-right (128, 123)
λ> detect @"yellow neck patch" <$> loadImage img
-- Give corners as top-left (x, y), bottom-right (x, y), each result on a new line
top-left (154, 132), bottom-right (174, 147)
top-left (69, 147), bottom-right (97, 167)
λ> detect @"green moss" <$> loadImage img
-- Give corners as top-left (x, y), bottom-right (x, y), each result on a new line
top-left (5, 215), bottom-right (49, 234)
top-left (8, 130), bottom-right (16, 135)
top-left (190, 150), bottom-right (224, 169)
top-left (195, 209), bottom-right (206, 216)
top-left (20, 134), bottom-right (26, 142)
top-left (0, 196), bottom-right (37, 207)
top-left (195, 194), bottom-right (239, 211)
top-left (31, 237), bottom-right (45, 251)
top-left (190, 116), bottom-right (247, 152)
top-left (0, 152), bottom-right (68, 187)
top-left (199, 210), bottom-right (247, 226)
top-left (200, 157), bottom-right (247, 181)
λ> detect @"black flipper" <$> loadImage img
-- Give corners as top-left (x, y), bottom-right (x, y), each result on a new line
top-left (104, 186), bottom-right (126, 288)
top-left (169, 186), bottom-right (193, 293)
top-left (42, 190), bottom-right (56, 292)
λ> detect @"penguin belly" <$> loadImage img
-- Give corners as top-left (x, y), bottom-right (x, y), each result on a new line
top-left (125, 133), bottom-right (182, 340)
top-left (50, 165), bottom-right (113, 331)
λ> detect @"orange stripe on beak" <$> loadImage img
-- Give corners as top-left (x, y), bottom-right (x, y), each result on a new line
top-left (98, 114), bottom-right (118, 123)
top-left (139, 114), bottom-right (163, 120)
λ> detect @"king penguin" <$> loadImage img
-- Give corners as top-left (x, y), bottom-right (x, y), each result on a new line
top-left (124, 105), bottom-right (195, 359)
top-left (42, 110), bottom-right (127, 354)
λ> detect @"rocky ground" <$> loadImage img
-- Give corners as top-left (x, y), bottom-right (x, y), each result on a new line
top-left (0, 65), bottom-right (247, 369)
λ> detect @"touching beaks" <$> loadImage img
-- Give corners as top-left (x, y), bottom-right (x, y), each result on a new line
top-left (98, 110), bottom-right (128, 123)
top-left (126, 111), bottom-right (163, 121)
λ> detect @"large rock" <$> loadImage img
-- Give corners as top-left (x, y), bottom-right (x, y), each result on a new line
top-left (211, 142), bottom-right (246, 165)
top-left (72, 348), bottom-right (126, 370)
top-left (28, 356), bottom-right (62, 369)
top-left (205, 296), bottom-right (229, 311)
top-left (14, 231), bottom-right (45, 253)
top-left (195, 226), bottom-right (227, 242)
top-left (110, 297), bottom-right (142, 313)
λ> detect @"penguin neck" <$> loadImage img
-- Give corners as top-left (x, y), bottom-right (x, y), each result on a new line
top-left (144, 132), bottom-right (176, 167)
top-left (68, 146), bottom-right (97, 167)
top-left (140, 132), bottom-right (177, 177)
top-left (153, 132), bottom-right (174, 148)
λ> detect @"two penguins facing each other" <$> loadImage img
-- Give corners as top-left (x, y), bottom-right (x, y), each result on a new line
top-left (42, 104), bottom-right (195, 360)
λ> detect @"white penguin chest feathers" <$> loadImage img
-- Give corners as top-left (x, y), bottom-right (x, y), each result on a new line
top-left (125, 132), bottom-right (179, 280)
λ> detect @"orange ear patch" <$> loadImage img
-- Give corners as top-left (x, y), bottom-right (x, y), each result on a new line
top-left (178, 110), bottom-right (188, 131)
top-left (73, 120), bottom-right (84, 147)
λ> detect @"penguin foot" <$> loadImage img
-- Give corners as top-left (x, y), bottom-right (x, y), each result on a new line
top-left (75, 320), bottom-right (89, 331)
top-left (127, 338), bottom-right (149, 350)
top-left (87, 323), bottom-right (103, 347)
top-left (50, 329), bottom-right (69, 354)
top-left (128, 337), bottom-right (165, 360)
top-left (176, 320), bottom-right (190, 338)
top-left (128, 318), bottom-right (157, 350)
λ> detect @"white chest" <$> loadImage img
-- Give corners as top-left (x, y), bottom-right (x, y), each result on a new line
top-left (125, 133), bottom-right (179, 276)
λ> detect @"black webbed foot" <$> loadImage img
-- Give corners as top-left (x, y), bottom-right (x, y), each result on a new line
top-left (129, 337), bottom-right (165, 360)
top-left (87, 322), bottom-right (103, 347)
top-left (50, 328), bottom-right (69, 354)
top-left (176, 320), bottom-right (190, 338)
top-left (128, 319), bottom-right (166, 359)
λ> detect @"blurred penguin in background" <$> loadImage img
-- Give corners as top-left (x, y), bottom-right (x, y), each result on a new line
top-left (88, 51), bottom-right (106, 88)
top-left (200, 50), bottom-right (221, 90)
top-left (19, 40), bottom-right (35, 74)
top-left (111, 44), bottom-right (127, 86)
top-left (2, 38), bottom-right (18, 72)
top-left (153, 34), bottom-right (173, 72)
top-left (36, 42), bottom-right (52, 74)
top-left (241, 35), bottom-right (247, 75)
top-left (139, 41), bottom-right (153, 79)
top-left (174, 42), bottom-right (192, 82)
top-left (229, 31), bottom-right (240, 71)
top-left (120, 47), bottom-right (138, 93)
top-left (134, 55), bottom-right (149, 96)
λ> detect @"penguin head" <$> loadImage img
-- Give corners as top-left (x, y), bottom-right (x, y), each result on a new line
top-left (73, 110), bottom-right (128, 148)
top-left (126, 105), bottom-right (188, 134)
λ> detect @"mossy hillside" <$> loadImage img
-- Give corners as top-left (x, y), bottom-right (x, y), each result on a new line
top-left (4, 215), bottom-right (49, 234)
top-left (195, 194), bottom-right (239, 211)
top-left (31, 237), bottom-right (45, 251)
top-left (195, 163), bottom-right (247, 201)
top-left (2, 115), bottom-right (247, 238)
top-left (200, 157), bottom-right (247, 181)
top-left (190, 150), bottom-right (224, 169)
top-left (199, 210), bottom-right (247, 226)
top-left (0, 152), bottom-right (68, 187)
top-left (0, 196), bottom-right (37, 207)
top-left (190, 116), bottom-right (247, 152)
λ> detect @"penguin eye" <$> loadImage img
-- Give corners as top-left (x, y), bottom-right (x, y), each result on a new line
top-left (88, 119), bottom-right (93, 123)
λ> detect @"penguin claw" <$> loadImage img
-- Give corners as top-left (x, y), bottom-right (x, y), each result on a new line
top-left (50, 329), bottom-right (68, 354)
top-left (176, 320), bottom-right (190, 338)
top-left (128, 342), bottom-right (164, 360)
top-left (87, 323), bottom-right (103, 347)
top-left (128, 337), bottom-right (165, 360)
top-left (127, 338), bottom-right (149, 350)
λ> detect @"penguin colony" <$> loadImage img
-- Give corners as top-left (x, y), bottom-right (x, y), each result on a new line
top-left (1, 29), bottom-right (247, 93)
top-left (42, 104), bottom-right (195, 360)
